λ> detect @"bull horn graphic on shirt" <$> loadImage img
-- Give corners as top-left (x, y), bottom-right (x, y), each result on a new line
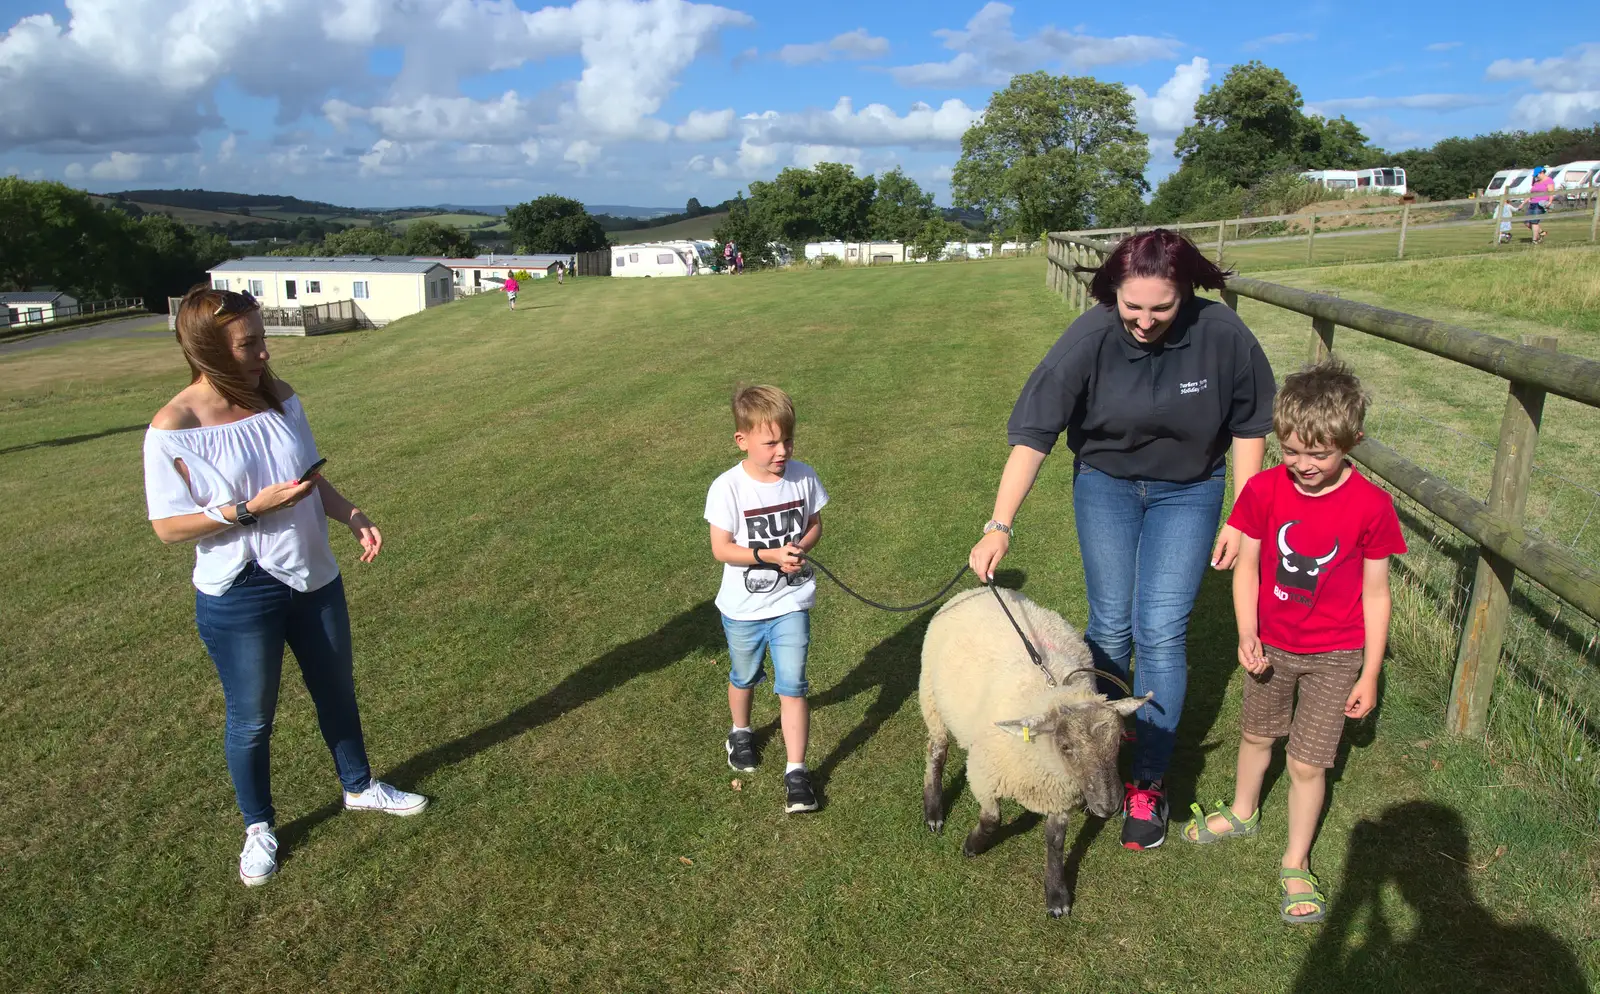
top-left (1276, 521), bottom-right (1338, 593)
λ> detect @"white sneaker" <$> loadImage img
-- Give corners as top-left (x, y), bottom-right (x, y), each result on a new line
top-left (343, 780), bottom-right (428, 816)
top-left (239, 822), bottom-right (278, 887)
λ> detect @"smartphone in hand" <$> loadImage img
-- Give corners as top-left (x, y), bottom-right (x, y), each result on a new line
top-left (301, 457), bottom-right (328, 480)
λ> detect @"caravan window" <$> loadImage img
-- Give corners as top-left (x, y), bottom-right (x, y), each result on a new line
top-left (615, 255), bottom-right (625, 267)
top-left (248, 280), bottom-right (264, 297)
top-left (306, 281), bottom-right (320, 293)
top-left (629, 252), bottom-right (639, 263)
top-left (656, 253), bottom-right (675, 265)
top-left (213, 279), bottom-right (228, 290)
top-left (353, 281), bottom-right (369, 299)
top-left (1488, 176), bottom-right (1506, 191)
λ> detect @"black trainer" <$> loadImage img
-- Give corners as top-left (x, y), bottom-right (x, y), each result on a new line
top-left (726, 730), bottom-right (757, 772)
top-left (783, 769), bottom-right (819, 813)
top-left (1121, 780), bottom-right (1168, 851)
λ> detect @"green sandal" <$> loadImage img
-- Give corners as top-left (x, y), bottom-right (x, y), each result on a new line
top-left (1279, 868), bottom-right (1327, 924)
top-left (1180, 801), bottom-right (1259, 843)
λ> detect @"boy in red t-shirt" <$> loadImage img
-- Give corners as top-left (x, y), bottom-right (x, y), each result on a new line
top-left (1180, 359), bottom-right (1406, 924)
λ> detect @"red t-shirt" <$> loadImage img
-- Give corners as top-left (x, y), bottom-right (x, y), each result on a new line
top-left (1227, 464), bottom-right (1407, 653)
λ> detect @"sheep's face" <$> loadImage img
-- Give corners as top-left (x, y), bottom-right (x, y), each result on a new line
top-left (995, 695), bottom-right (1152, 818)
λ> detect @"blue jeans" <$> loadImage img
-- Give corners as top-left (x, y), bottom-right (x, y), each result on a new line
top-left (1073, 461), bottom-right (1226, 782)
top-left (195, 565), bottom-right (371, 826)
top-left (722, 611), bottom-right (811, 697)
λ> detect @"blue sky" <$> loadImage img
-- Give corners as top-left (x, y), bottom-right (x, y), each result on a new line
top-left (0, 0), bottom-right (1595, 208)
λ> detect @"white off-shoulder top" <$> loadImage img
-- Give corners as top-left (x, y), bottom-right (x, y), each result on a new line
top-left (143, 394), bottom-right (339, 596)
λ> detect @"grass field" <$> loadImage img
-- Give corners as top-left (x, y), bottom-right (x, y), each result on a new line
top-left (390, 212), bottom-right (500, 231)
top-left (1221, 210), bottom-right (1598, 272)
top-left (610, 212), bottom-right (726, 244)
top-left (1, 259), bottom-right (1595, 992)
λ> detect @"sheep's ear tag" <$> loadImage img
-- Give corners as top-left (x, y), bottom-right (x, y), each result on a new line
top-left (995, 715), bottom-right (1051, 742)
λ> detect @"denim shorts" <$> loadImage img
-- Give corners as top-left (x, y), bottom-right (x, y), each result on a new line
top-left (722, 610), bottom-right (810, 697)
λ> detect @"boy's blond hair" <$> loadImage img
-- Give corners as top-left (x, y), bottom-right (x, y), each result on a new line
top-left (1274, 358), bottom-right (1368, 451)
top-left (732, 384), bottom-right (796, 435)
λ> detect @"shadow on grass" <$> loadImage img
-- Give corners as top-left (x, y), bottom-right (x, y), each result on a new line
top-left (275, 599), bottom-right (723, 857)
top-left (1292, 801), bottom-right (1589, 994)
top-left (0, 423), bottom-right (145, 456)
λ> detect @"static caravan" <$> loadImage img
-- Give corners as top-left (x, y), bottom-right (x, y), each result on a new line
top-left (420, 255), bottom-right (569, 294)
top-left (0, 291), bottom-right (80, 325)
top-left (612, 243), bottom-right (698, 277)
top-left (209, 257), bottom-right (454, 328)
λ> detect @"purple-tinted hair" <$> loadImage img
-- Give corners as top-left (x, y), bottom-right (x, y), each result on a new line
top-left (1081, 229), bottom-right (1233, 309)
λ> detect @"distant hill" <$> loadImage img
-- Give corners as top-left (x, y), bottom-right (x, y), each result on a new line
top-left (112, 188), bottom-right (351, 216)
top-left (610, 213), bottom-right (726, 244)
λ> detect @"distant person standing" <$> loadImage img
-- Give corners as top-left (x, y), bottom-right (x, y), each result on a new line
top-left (724, 241), bottom-right (735, 274)
top-left (556, 262), bottom-right (565, 285)
top-left (736, 250), bottom-right (744, 275)
top-left (503, 274), bottom-right (520, 310)
top-left (1526, 166), bottom-right (1554, 243)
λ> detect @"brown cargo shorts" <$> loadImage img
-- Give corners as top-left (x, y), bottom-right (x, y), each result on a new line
top-left (1240, 644), bottom-right (1365, 768)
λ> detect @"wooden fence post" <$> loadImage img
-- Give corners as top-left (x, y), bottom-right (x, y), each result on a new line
top-left (1397, 203), bottom-right (1411, 259)
top-left (1216, 220), bottom-right (1226, 262)
top-left (1590, 187), bottom-right (1599, 243)
top-left (1492, 193), bottom-right (1509, 245)
top-left (1306, 215), bottom-right (1317, 264)
top-left (1309, 316), bottom-right (1335, 364)
top-left (1221, 288), bottom-right (1238, 312)
top-left (1446, 334), bottom-right (1560, 738)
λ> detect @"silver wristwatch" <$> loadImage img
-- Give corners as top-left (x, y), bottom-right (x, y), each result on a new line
top-left (982, 520), bottom-right (1012, 536)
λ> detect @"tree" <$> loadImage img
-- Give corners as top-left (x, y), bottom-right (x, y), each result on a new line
top-left (869, 167), bottom-right (937, 242)
top-left (909, 218), bottom-right (966, 262)
top-left (504, 195), bottom-right (608, 253)
top-left (1299, 115), bottom-right (1380, 170)
top-left (711, 192), bottom-right (777, 268)
top-left (951, 71), bottom-right (1149, 235)
top-left (401, 219), bottom-right (474, 258)
top-left (747, 163), bottom-right (877, 244)
top-left (685, 197), bottom-right (704, 218)
top-left (1175, 61), bottom-right (1307, 188)
top-left (0, 178), bottom-right (121, 292)
top-left (322, 225), bottom-right (404, 255)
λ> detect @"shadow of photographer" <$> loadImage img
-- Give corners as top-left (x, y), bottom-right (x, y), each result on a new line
top-left (1292, 800), bottom-right (1589, 994)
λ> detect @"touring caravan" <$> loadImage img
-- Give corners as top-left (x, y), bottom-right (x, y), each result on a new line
top-left (1553, 160), bottom-right (1600, 200)
top-left (1483, 168), bottom-right (1537, 201)
top-left (1302, 167), bottom-right (1406, 195)
top-left (612, 243), bottom-right (699, 278)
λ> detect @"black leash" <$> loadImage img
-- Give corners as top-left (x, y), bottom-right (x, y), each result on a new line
top-left (797, 553), bottom-right (1057, 687)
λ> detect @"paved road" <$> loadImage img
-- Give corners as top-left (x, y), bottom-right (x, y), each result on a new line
top-left (0, 315), bottom-right (169, 357)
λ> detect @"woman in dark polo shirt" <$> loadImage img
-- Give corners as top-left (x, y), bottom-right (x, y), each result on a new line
top-left (969, 229), bottom-right (1276, 851)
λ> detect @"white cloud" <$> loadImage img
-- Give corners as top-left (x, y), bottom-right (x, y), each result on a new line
top-left (1307, 93), bottom-right (1496, 113)
top-left (1485, 43), bottom-right (1600, 126)
top-left (63, 151), bottom-right (150, 182)
top-left (889, 3), bottom-right (1179, 88)
top-left (1128, 57), bottom-right (1209, 138)
top-left (776, 28), bottom-right (890, 66)
top-left (740, 96), bottom-right (981, 147)
top-left (674, 108), bottom-right (736, 141)
top-left (0, 0), bottom-right (751, 156)
top-left (1426, 41), bottom-right (1462, 52)
top-left (564, 139), bottom-right (601, 171)
top-left (791, 144), bottom-right (861, 169)
top-left (1241, 32), bottom-right (1314, 50)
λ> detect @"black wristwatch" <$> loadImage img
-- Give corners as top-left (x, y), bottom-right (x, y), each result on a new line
top-left (233, 500), bottom-right (258, 526)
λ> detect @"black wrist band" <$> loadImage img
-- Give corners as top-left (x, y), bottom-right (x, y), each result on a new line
top-left (752, 547), bottom-right (764, 565)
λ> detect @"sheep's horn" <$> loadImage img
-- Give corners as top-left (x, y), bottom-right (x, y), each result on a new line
top-left (1066, 667), bottom-right (1134, 698)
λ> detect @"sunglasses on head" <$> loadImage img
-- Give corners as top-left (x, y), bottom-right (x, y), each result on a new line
top-left (189, 288), bottom-right (256, 317)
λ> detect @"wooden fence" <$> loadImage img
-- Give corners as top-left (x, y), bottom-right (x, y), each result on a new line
top-left (1046, 231), bottom-right (1600, 738)
top-left (166, 298), bottom-right (362, 336)
top-left (1067, 189), bottom-right (1600, 264)
top-left (574, 249), bottom-right (611, 277)
top-left (4, 296), bottom-right (145, 326)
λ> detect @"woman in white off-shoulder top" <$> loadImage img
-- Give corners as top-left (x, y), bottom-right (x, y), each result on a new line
top-left (144, 284), bottom-right (427, 888)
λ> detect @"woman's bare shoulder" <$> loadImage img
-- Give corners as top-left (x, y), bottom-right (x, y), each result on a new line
top-left (151, 389), bottom-right (203, 430)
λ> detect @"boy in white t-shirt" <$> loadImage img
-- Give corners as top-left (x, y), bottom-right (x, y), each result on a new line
top-left (704, 385), bottom-right (829, 813)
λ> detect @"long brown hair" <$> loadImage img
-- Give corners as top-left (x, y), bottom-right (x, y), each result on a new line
top-left (173, 283), bottom-right (284, 414)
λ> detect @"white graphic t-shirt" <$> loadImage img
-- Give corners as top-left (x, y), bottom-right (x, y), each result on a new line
top-left (704, 460), bottom-right (830, 621)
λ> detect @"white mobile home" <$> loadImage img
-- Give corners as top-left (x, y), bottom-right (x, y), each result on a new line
top-left (803, 241), bottom-right (907, 264)
top-left (1, 291), bottom-right (80, 326)
top-left (1302, 166), bottom-right (1407, 196)
top-left (209, 257), bottom-right (453, 327)
top-left (612, 243), bottom-right (699, 277)
top-left (420, 255), bottom-right (570, 294)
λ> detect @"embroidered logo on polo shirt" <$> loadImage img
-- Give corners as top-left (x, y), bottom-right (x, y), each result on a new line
top-left (1179, 378), bottom-right (1209, 395)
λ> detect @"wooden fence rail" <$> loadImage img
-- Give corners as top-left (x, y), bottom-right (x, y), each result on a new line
top-left (1045, 231), bottom-right (1600, 738)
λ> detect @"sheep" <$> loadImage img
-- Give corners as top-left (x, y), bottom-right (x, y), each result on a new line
top-left (920, 586), bottom-right (1150, 918)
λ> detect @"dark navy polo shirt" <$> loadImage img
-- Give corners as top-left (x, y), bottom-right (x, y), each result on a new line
top-left (1007, 297), bottom-right (1277, 483)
